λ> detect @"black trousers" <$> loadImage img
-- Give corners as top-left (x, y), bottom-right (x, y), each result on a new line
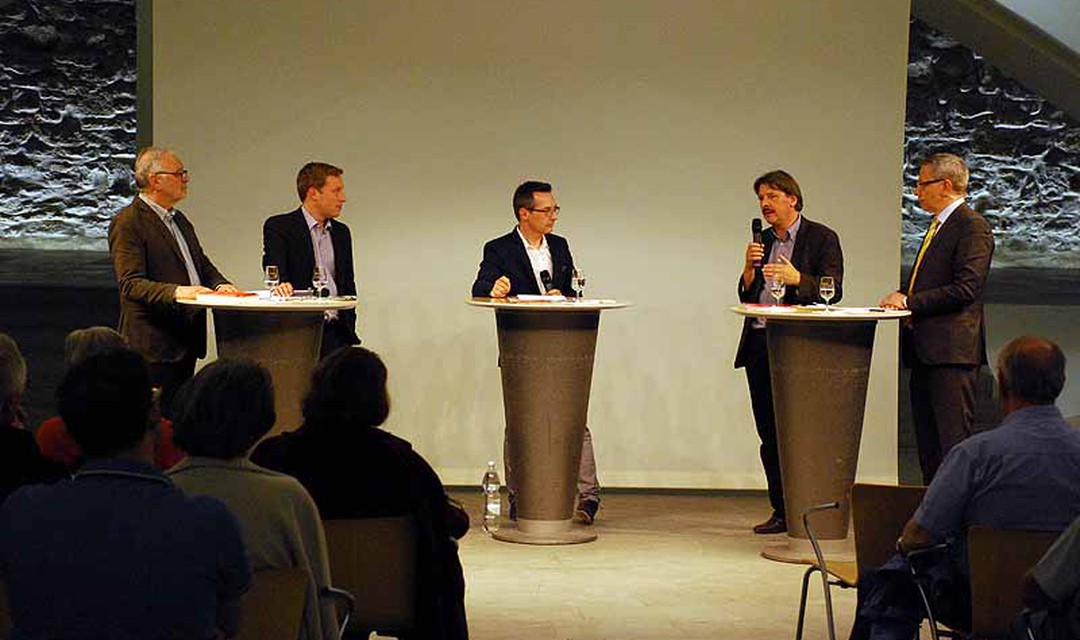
top-left (320, 318), bottom-right (360, 359)
top-left (910, 362), bottom-right (977, 484)
top-left (742, 329), bottom-right (785, 518)
top-left (148, 354), bottom-right (197, 420)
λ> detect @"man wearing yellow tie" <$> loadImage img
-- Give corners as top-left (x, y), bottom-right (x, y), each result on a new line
top-left (880, 153), bottom-right (994, 483)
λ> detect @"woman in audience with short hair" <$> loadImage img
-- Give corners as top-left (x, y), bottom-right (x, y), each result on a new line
top-left (36, 326), bottom-right (182, 471)
top-left (252, 346), bottom-right (469, 640)
top-left (168, 359), bottom-right (337, 640)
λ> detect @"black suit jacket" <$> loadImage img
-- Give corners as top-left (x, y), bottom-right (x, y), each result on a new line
top-left (108, 197), bottom-right (230, 363)
top-left (902, 203), bottom-right (994, 367)
top-left (733, 216), bottom-right (844, 368)
top-left (262, 208), bottom-right (359, 343)
top-left (471, 228), bottom-right (575, 297)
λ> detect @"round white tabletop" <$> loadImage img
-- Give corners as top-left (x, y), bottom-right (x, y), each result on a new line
top-left (468, 297), bottom-right (630, 311)
top-left (178, 293), bottom-right (357, 312)
top-left (730, 303), bottom-right (909, 321)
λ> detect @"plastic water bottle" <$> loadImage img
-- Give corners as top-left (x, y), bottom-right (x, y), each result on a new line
top-left (482, 461), bottom-right (501, 533)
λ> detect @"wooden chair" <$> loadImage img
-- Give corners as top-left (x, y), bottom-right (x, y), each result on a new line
top-left (323, 516), bottom-right (418, 638)
top-left (235, 568), bottom-right (309, 640)
top-left (796, 483), bottom-right (927, 640)
top-left (966, 526), bottom-right (1059, 638)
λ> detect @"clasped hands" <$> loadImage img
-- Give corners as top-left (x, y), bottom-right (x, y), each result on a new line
top-left (174, 283), bottom-right (239, 301)
top-left (489, 275), bottom-right (561, 298)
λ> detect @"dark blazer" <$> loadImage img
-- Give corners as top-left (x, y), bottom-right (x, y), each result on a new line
top-left (733, 216), bottom-right (844, 368)
top-left (108, 197), bottom-right (229, 363)
top-left (262, 209), bottom-right (359, 342)
top-left (902, 203), bottom-right (994, 367)
top-left (471, 228), bottom-right (575, 297)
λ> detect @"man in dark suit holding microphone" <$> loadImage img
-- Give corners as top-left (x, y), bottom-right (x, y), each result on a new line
top-left (471, 180), bottom-right (600, 524)
top-left (735, 170), bottom-right (844, 534)
top-left (108, 147), bottom-right (237, 417)
top-left (262, 162), bottom-right (360, 358)
top-left (880, 153), bottom-right (994, 483)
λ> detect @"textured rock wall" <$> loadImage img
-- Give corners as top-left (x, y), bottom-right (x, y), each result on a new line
top-left (904, 20), bottom-right (1080, 268)
top-left (0, 0), bottom-right (135, 250)
top-left (0, 8), bottom-right (1077, 268)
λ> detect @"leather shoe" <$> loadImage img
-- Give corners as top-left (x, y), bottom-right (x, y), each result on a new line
top-left (752, 514), bottom-right (787, 534)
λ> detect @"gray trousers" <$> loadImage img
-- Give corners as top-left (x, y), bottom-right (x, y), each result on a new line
top-left (504, 426), bottom-right (600, 503)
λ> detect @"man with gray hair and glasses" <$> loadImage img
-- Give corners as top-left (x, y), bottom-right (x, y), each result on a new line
top-left (879, 152), bottom-right (994, 484)
top-left (109, 147), bottom-right (238, 417)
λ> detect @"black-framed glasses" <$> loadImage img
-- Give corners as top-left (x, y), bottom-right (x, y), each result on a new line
top-left (916, 177), bottom-right (945, 187)
top-left (154, 170), bottom-right (189, 179)
top-left (528, 205), bottom-right (560, 215)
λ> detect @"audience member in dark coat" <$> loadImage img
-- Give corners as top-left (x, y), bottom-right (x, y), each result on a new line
top-left (0, 333), bottom-right (65, 505)
top-left (253, 346), bottom-right (469, 640)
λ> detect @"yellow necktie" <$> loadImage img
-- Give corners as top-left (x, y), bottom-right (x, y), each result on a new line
top-left (907, 218), bottom-right (941, 295)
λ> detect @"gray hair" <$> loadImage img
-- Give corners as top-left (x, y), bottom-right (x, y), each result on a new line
top-left (133, 147), bottom-right (175, 190)
top-left (0, 333), bottom-right (27, 405)
top-left (921, 153), bottom-right (969, 194)
top-left (65, 326), bottom-right (127, 368)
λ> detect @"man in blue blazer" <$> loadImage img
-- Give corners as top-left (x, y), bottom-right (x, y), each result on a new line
top-left (471, 180), bottom-right (600, 524)
top-left (734, 170), bottom-right (844, 534)
top-left (263, 162), bottom-right (360, 357)
top-left (880, 153), bottom-right (994, 483)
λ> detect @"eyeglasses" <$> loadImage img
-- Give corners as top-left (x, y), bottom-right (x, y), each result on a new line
top-left (528, 206), bottom-right (561, 216)
top-left (916, 177), bottom-right (946, 188)
top-left (154, 170), bottom-right (190, 179)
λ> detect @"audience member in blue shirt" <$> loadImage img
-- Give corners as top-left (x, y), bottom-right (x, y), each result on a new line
top-left (0, 348), bottom-right (251, 640)
top-left (850, 335), bottom-right (1080, 640)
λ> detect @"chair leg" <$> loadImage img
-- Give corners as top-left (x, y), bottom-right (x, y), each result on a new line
top-left (912, 581), bottom-right (941, 640)
top-left (795, 565), bottom-right (817, 640)
top-left (819, 573), bottom-right (838, 640)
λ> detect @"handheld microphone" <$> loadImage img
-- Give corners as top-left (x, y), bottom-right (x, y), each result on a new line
top-left (540, 269), bottom-right (553, 293)
top-left (751, 219), bottom-right (763, 268)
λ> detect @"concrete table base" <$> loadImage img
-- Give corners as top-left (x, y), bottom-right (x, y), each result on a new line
top-left (213, 310), bottom-right (323, 435)
top-left (492, 519), bottom-right (597, 545)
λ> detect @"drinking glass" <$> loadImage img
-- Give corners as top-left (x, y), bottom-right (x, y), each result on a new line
top-left (312, 266), bottom-right (327, 296)
top-left (264, 265), bottom-right (280, 296)
top-left (571, 268), bottom-right (586, 299)
top-left (819, 276), bottom-right (835, 311)
top-left (768, 275), bottom-right (786, 307)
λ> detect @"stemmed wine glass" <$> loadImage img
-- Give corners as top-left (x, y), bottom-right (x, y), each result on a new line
top-left (768, 274), bottom-right (786, 307)
top-left (819, 276), bottom-right (835, 311)
top-left (571, 268), bottom-right (586, 300)
top-left (264, 265), bottom-right (280, 298)
top-left (312, 266), bottom-right (328, 297)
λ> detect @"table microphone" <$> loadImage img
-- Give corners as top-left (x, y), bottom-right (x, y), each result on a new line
top-left (751, 218), bottom-right (763, 268)
top-left (540, 269), bottom-right (553, 293)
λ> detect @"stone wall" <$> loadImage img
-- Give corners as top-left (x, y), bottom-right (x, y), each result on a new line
top-left (0, 0), bottom-right (136, 251)
top-left (904, 19), bottom-right (1080, 268)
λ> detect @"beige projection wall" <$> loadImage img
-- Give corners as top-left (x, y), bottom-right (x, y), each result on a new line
top-left (153, 0), bottom-right (911, 486)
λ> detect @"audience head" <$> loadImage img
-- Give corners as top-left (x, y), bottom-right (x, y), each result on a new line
top-left (996, 335), bottom-right (1066, 409)
top-left (303, 346), bottom-right (391, 432)
top-left (59, 348), bottom-right (153, 458)
top-left (64, 326), bottom-right (126, 368)
top-left (512, 180), bottom-right (554, 221)
top-left (753, 170), bottom-right (804, 213)
top-left (172, 359), bottom-right (276, 459)
top-left (0, 333), bottom-right (28, 428)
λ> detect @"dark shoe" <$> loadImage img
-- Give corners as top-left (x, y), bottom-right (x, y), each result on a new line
top-left (752, 514), bottom-right (787, 534)
top-left (574, 499), bottom-right (599, 525)
top-left (508, 494), bottom-right (517, 521)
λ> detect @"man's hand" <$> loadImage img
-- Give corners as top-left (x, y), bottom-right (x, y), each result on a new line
top-left (880, 291), bottom-right (908, 310)
top-left (545, 289), bottom-right (562, 296)
top-left (271, 282), bottom-right (294, 298)
top-left (215, 283), bottom-right (239, 293)
top-left (174, 285), bottom-right (214, 300)
top-left (762, 255), bottom-right (801, 286)
top-left (489, 276), bottom-right (511, 298)
top-left (742, 241), bottom-right (764, 286)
